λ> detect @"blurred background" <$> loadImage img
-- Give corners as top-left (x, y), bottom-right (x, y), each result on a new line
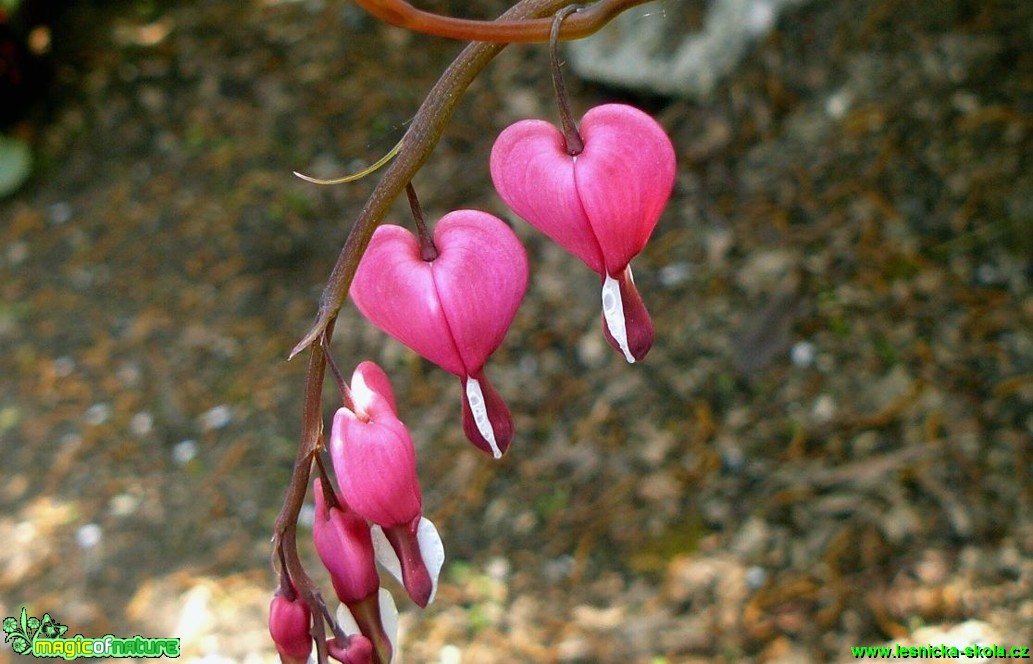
top-left (1, 0), bottom-right (1030, 661)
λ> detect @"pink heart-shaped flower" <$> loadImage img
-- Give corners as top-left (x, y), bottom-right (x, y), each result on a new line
top-left (350, 210), bottom-right (529, 457)
top-left (490, 103), bottom-right (675, 278)
top-left (490, 104), bottom-right (675, 362)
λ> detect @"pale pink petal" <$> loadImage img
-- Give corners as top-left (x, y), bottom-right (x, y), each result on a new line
top-left (350, 225), bottom-right (465, 376)
top-left (431, 211), bottom-right (529, 375)
top-left (575, 104), bottom-right (676, 276)
top-left (490, 120), bottom-right (605, 274)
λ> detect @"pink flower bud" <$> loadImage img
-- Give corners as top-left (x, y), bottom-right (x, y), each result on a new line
top-left (490, 103), bottom-right (676, 362)
top-left (312, 478), bottom-right (380, 606)
top-left (330, 362), bottom-right (422, 527)
top-left (268, 589), bottom-right (312, 664)
top-left (350, 211), bottom-right (529, 456)
top-left (327, 633), bottom-right (374, 664)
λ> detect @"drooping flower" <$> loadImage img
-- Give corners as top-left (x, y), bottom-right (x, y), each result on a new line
top-left (349, 211), bottom-right (529, 458)
top-left (490, 103), bottom-right (676, 362)
top-left (268, 587), bottom-right (312, 664)
top-left (329, 361), bottom-right (444, 609)
top-left (330, 362), bottom-right (421, 528)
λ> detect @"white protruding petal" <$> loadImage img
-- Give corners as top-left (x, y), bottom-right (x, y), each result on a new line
top-left (335, 602), bottom-right (360, 635)
top-left (601, 272), bottom-right (635, 363)
top-left (417, 517), bottom-right (445, 605)
top-left (371, 525), bottom-right (402, 587)
top-left (465, 377), bottom-right (502, 458)
top-left (378, 588), bottom-right (400, 663)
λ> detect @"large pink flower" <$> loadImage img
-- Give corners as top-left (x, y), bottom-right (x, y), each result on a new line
top-left (350, 211), bottom-right (529, 458)
top-left (490, 103), bottom-right (676, 362)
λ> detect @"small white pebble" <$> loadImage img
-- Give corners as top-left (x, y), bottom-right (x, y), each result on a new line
top-left (812, 394), bottom-right (836, 423)
top-left (199, 404), bottom-right (232, 431)
top-left (53, 356), bottom-right (75, 377)
top-left (6, 241), bottom-right (28, 265)
top-left (129, 411), bottom-right (153, 436)
top-left (658, 262), bottom-right (692, 287)
top-left (485, 556), bottom-right (511, 582)
top-left (75, 523), bottom-right (103, 549)
top-left (439, 644), bottom-right (462, 664)
top-left (745, 565), bottom-right (768, 590)
top-left (790, 340), bottom-right (816, 368)
top-left (975, 262), bottom-right (1000, 285)
top-left (109, 493), bottom-right (140, 518)
top-left (172, 439), bottom-right (198, 465)
top-left (48, 201), bottom-right (73, 225)
top-left (83, 403), bottom-right (111, 426)
top-left (825, 89), bottom-right (852, 119)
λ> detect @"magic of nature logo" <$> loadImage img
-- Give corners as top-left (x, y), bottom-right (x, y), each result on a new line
top-left (4, 607), bottom-right (180, 659)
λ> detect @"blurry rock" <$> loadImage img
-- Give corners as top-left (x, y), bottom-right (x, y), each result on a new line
top-left (568, 0), bottom-right (812, 98)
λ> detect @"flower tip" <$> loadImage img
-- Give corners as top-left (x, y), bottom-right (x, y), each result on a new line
top-left (601, 267), bottom-right (654, 363)
top-left (461, 372), bottom-right (513, 458)
top-left (373, 517), bottom-right (444, 609)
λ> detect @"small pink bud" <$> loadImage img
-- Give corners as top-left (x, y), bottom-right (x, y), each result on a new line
top-left (350, 211), bottom-right (528, 455)
top-left (327, 633), bottom-right (374, 664)
top-left (312, 478), bottom-right (380, 606)
top-left (268, 589), bottom-right (312, 664)
top-left (330, 362), bottom-right (422, 528)
top-left (490, 103), bottom-right (675, 362)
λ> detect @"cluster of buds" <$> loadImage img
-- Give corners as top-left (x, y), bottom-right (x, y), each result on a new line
top-left (270, 363), bottom-right (444, 664)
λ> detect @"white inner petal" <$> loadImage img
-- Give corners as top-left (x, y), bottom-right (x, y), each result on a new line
top-left (466, 377), bottom-right (502, 459)
top-left (601, 272), bottom-right (635, 363)
top-left (379, 588), bottom-right (400, 663)
top-left (371, 525), bottom-right (402, 586)
top-left (417, 517), bottom-right (445, 605)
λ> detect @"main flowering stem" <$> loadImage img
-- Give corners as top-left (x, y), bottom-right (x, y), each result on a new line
top-left (272, 1), bottom-right (657, 660)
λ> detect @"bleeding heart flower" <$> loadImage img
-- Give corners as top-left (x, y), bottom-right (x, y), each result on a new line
top-left (350, 211), bottom-right (529, 458)
top-left (329, 361), bottom-right (444, 609)
top-left (490, 103), bottom-right (676, 363)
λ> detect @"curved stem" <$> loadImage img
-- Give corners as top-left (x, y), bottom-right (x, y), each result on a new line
top-left (353, 0), bottom-right (653, 42)
top-left (291, 0), bottom-right (651, 359)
